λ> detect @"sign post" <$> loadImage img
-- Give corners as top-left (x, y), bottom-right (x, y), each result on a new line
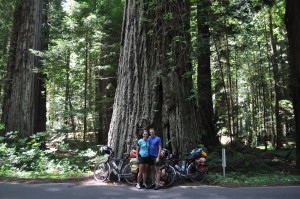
top-left (222, 148), bottom-right (226, 177)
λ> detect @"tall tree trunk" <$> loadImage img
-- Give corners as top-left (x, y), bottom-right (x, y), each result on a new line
top-left (224, 34), bottom-right (235, 139)
top-left (212, 36), bottom-right (232, 143)
top-left (269, 9), bottom-right (283, 149)
top-left (263, 20), bottom-right (276, 146)
top-left (95, 69), bottom-right (116, 145)
top-left (1, 0), bottom-right (48, 137)
top-left (108, 0), bottom-right (199, 157)
top-left (83, 33), bottom-right (89, 142)
top-left (234, 42), bottom-right (239, 138)
top-left (64, 50), bottom-right (73, 138)
top-left (286, 0), bottom-right (300, 168)
top-left (196, 0), bottom-right (218, 147)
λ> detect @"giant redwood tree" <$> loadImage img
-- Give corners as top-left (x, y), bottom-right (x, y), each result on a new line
top-left (286, 0), bottom-right (300, 168)
top-left (1, 0), bottom-right (48, 137)
top-left (108, 0), bottom-right (200, 157)
top-left (196, 0), bottom-right (219, 147)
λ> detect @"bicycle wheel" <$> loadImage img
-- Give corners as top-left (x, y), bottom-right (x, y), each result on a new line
top-left (159, 165), bottom-right (176, 187)
top-left (187, 163), bottom-right (207, 183)
top-left (94, 161), bottom-right (110, 181)
top-left (122, 163), bottom-right (137, 185)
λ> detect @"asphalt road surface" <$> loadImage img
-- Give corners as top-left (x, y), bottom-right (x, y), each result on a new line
top-left (1, 182), bottom-right (300, 199)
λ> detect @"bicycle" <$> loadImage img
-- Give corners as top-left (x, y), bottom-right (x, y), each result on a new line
top-left (173, 149), bottom-right (208, 183)
top-left (93, 146), bottom-right (137, 185)
top-left (159, 149), bottom-right (176, 187)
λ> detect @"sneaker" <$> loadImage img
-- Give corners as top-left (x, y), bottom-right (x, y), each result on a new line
top-left (136, 184), bottom-right (141, 189)
top-left (146, 184), bottom-right (155, 189)
top-left (154, 185), bottom-right (160, 190)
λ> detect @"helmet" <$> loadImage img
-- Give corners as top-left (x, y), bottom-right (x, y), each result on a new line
top-left (100, 145), bottom-right (112, 155)
top-left (190, 148), bottom-right (202, 160)
top-left (159, 149), bottom-right (170, 159)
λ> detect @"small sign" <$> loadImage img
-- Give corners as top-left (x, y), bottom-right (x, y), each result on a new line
top-left (222, 148), bottom-right (226, 167)
top-left (222, 148), bottom-right (226, 177)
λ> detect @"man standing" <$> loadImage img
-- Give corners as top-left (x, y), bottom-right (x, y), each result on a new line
top-left (147, 128), bottom-right (162, 190)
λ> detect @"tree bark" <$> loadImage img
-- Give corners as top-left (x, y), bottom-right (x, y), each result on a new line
top-left (1, 0), bottom-right (48, 137)
top-left (83, 33), bottom-right (89, 142)
top-left (286, 0), bottom-right (300, 168)
top-left (108, 0), bottom-right (199, 157)
top-left (196, 0), bottom-right (219, 147)
top-left (269, 9), bottom-right (284, 149)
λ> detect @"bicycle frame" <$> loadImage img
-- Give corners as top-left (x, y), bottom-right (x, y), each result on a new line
top-left (170, 153), bottom-right (208, 182)
top-left (94, 149), bottom-right (137, 185)
top-left (173, 158), bottom-right (192, 178)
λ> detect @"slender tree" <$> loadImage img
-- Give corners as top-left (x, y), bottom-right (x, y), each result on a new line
top-left (108, 0), bottom-right (199, 157)
top-left (1, 0), bottom-right (48, 137)
top-left (268, 6), bottom-right (284, 149)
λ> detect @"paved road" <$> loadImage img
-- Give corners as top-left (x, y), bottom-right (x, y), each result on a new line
top-left (1, 182), bottom-right (300, 199)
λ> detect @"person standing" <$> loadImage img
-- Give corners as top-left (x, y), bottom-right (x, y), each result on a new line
top-left (147, 128), bottom-right (162, 190)
top-left (136, 130), bottom-right (149, 189)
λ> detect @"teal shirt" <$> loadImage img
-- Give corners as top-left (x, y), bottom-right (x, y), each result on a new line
top-left (138, 139), bottom-right (149, 157)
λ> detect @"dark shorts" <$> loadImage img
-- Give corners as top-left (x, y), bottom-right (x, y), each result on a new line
top-left (148, 155), bottom-right (161, 167)
top-left (138, 156), bottom-right (149, 164)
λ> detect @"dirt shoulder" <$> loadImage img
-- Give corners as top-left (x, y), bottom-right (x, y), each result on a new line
top-left (0, 176), bottom-right (100, 185)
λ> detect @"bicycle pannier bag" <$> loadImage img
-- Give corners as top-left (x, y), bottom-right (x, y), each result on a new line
top-left (130, 158), bottom-right (138, 173)
top-left (130, 150), bottom-right (137, 158)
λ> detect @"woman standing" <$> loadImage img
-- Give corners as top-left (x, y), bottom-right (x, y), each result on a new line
top-left (136, 130), bottom-right (149, 189)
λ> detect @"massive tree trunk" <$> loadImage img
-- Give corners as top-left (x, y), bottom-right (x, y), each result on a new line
top-left (108, 0), bottom-right (199, 157)
top-left (196, 0), bottom-right (219, 147)
top-left (286, 0), bottom-right (300, 168)
top-left (1, 0), bottom-right (48, 137)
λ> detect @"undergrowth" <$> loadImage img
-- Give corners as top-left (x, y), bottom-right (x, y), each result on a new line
top-left (0, 132), bottom-right (299, 185)
top-left (0, 131), bottom-right (101, 178)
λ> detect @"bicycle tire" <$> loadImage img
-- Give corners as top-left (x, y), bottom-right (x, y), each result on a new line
top-left (122, 163), bottom-right (137, 185)
top-left (159, 164), bottom-right (176, 187)
top-left (187, 163), bottom-right (207, 183)
top-left (94, 161), bottom-right (110, 181)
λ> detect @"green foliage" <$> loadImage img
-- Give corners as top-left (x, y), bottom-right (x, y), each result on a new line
top-left (0, 123), bottom-right (4, 130)
top-left (207, 143), bottom-right (296, 175)
top-left (39, 0), bottom-right (124, 135)
top-left (208, 172), bottom-right (300, 185)
top-left (163, 12), bottom-right (173, 21)
top-left (205, 143), bottom-right (300, 185)
top-left (0, 131), bottom-right (101, 178)
top-left (203, 0), bottom-right (292, 145)
top-left (0, 0), bottom-right (16, 104)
